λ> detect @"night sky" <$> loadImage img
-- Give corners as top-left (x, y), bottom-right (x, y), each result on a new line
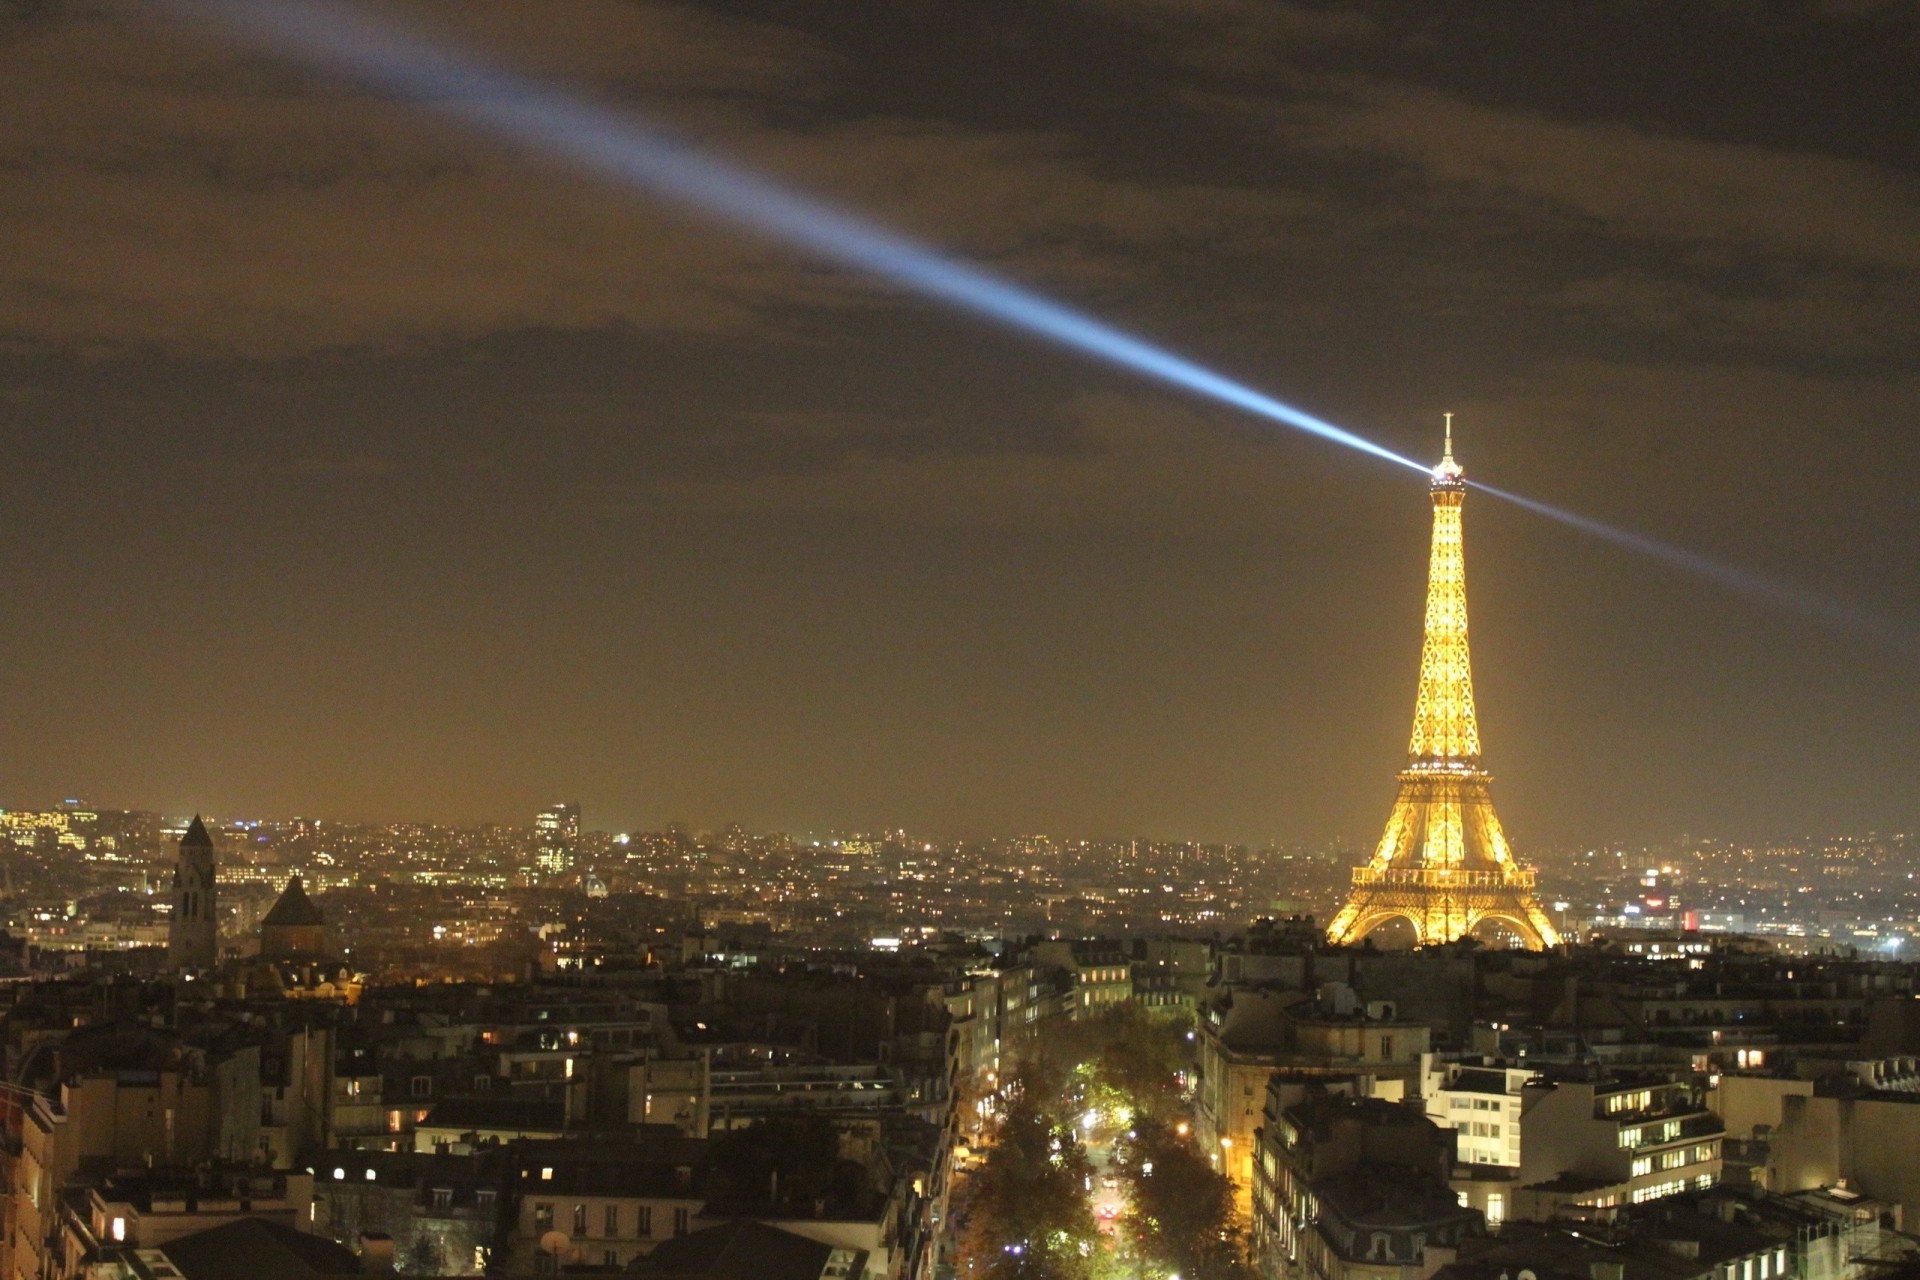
top-left (2, 0), bottom-right (1917, 843)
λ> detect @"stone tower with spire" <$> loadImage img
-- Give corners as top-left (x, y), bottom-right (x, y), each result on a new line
top-left (168, 815), bottom-right (219, 970)
top-left (1324, 420), bottom-right (1561, 949)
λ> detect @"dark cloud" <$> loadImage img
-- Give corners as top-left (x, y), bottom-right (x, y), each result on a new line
top-left (0, 0), bottom-right (1311, 356)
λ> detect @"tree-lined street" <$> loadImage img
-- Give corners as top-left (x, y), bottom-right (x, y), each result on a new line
top-left (952, 1005), bottom-right (1248, 1280)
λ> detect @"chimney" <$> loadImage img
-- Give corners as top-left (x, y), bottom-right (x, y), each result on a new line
top-left (359, 1232), bottom-right (396, 1274)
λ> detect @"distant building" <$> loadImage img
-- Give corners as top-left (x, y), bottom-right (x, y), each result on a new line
top-left (260, 876), bottom-right (327, 958)
top-left (536, 803), bottom-right (582, 875)
top-left (1026, 939), bottom-right (1133, 1014)
top-left (168, 816), bottom-right (219, 971)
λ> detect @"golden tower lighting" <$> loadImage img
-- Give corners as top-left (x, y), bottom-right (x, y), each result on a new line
top-left (1325, 418), bottom-right (1561, 949)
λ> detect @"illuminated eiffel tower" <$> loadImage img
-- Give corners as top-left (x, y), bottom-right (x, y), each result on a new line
top-left (1325, 419), bottom-right (1561, 949)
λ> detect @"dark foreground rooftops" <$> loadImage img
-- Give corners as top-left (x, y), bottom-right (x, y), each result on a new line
top-left (122, 1217), bottom-right (361, 1280)
top-left (637, 1220), bottom-right (866, 1280)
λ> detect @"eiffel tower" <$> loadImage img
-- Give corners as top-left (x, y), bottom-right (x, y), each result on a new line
top-left (1325, 419), bottom-right (1561, 949)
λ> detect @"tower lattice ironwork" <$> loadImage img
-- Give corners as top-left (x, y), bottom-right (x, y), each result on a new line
top-left (1325, 420), bottom-right (1561, 950)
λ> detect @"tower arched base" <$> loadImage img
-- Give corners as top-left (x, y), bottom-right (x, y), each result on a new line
top-left (1326, 886), bottom-right (1559, 950)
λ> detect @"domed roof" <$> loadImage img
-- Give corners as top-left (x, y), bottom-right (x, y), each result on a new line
top-left (262, 875), bottom-right (324, 928)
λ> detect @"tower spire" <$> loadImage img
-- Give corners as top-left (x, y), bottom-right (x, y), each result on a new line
top-left (1435, 412), bottom-right (1463, 483)
top-left (1409, 417), bottom-right (1476, 763)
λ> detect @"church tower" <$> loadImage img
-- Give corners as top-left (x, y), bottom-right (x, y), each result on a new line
top-left (168, 815), bottom-right (219, 970)
top-left (1325, 421), bottom-right (1561, 949)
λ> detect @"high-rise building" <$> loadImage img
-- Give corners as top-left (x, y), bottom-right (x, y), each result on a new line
top-left (1326, 421), bottom-right (1560, 949)
top-left (167, 815), bottom-right (219, 970)
top-left (536, 802), bottom-right (582, 875)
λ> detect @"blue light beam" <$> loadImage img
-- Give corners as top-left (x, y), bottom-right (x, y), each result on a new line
top-left (168, 0), bottom-right (1427, 476)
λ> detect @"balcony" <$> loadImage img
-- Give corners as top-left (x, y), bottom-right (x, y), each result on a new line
top-left (1618, 1112), bottom-right (1724, 1148)
top-left (1350, 866), bottom-right (1536, 890)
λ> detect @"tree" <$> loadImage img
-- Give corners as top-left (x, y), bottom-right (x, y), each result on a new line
top-left (707, 1116), bottom-right (864, 1212)
top-left (953, 1077), bottom-right (1101, 1280)
top-left (1117, 1117), bottom-right (1251, 1280)
top-left (1086, 1006), bottom-right (1191, 1125)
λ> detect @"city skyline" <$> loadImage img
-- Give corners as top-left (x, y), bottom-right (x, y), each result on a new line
top-left (3, 2), bottom-right (1917, 842)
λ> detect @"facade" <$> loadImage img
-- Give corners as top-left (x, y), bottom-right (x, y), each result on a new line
top-left (1027, 941), bottom-right (1133, 1014)
top-left (1197, 987), bottom-right (1431, 1207)
top-left (312, 1148), bottom-right (506, 1275)
top-left (1516, 1075), bottom-right (1723, 1210)
top-left (1767, 1089), bottom-right (1920, 1224)
top-left (1421, 1059), bottom-right (1530, 1170)
top-left (167, 817), bottom-right (219, 971)
top-left (1326, 425), bottom-right (1559, 950)
top-left (1252, 1092), bottom-right (1482, 1280)
top-left (509, 1147), bottom-right (706, 1273)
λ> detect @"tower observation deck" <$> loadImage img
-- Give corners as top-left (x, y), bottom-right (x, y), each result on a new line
top-left (1325, 420), bottom-right (1561, 949)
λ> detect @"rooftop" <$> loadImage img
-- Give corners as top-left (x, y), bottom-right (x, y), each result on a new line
top-left (261, 877), bottom-right (325, 928)
top-left (129, 1217), bottom-right (361, 1280)
top-left (639, 1220), bottom-right (863, 1280)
